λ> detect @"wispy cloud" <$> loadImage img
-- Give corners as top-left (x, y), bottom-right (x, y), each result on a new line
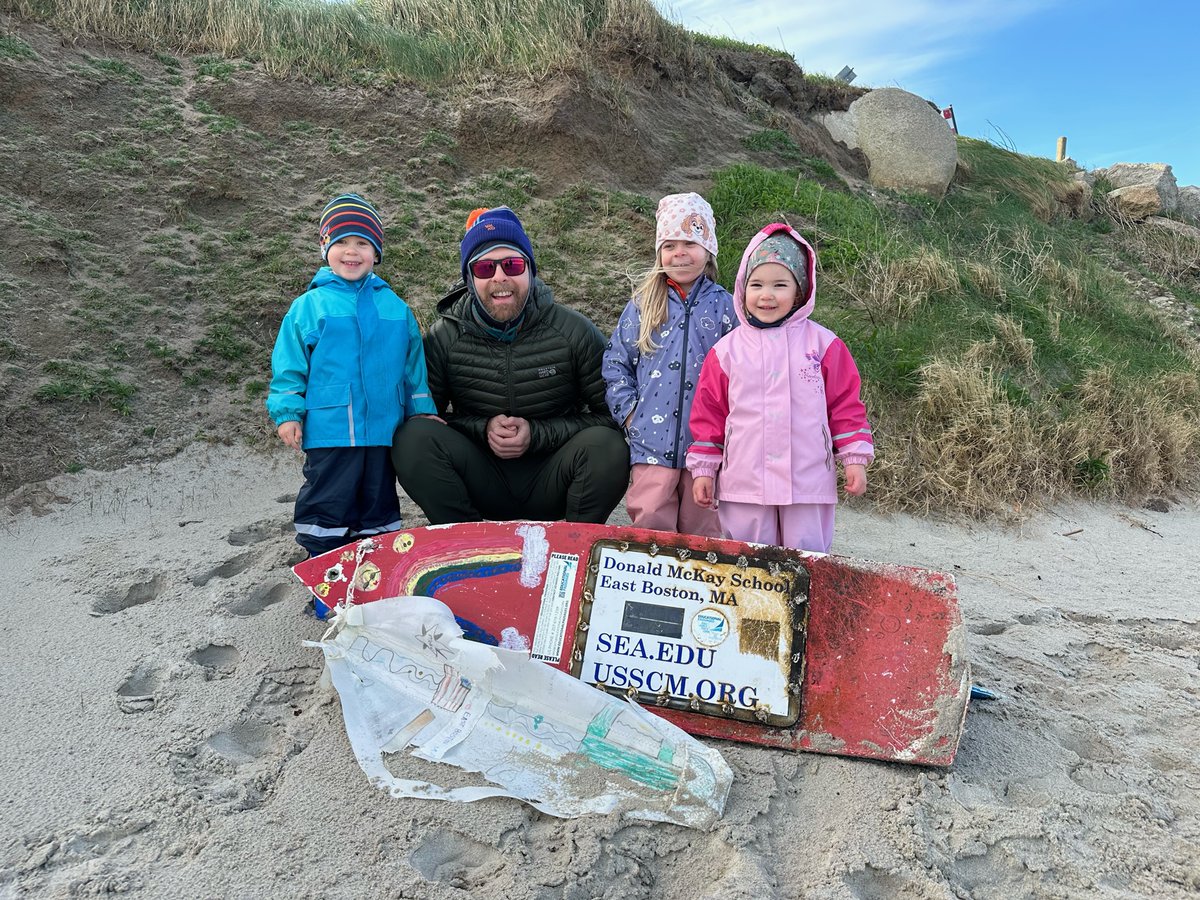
top-left (660, 0), bottom-right (1063, 83)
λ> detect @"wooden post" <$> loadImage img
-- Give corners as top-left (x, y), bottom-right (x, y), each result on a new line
top-left (1056, 136), bottom-right (1067, 161)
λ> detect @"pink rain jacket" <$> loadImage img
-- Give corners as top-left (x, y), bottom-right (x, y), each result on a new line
top-left (686, 223), bottom-right (874, 505)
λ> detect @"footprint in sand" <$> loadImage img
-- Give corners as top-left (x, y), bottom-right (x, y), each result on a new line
top-left (189, 644), bottom-right (240, 679)
top-left (90, 574), bottom-right (166, 617)
top-left (204, 722), bottom-right (278, 766)
top-left (248, 667), bottom-right (320, 721)
top-left (226, 520), bottom-right (289, 547)
top-left (170, 717), bottom-right (297, 812)
top-left (224, 582), bottom-right (291, 617)
top-left (116, 665), bottom-right (160, 714)
top-left (192, 551), bottom-right (256, 587)
top-left (408, 829), bottom-right (506, 890)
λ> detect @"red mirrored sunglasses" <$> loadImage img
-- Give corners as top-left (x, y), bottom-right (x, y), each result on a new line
top-left (469, 256), bottom-right (527, 279)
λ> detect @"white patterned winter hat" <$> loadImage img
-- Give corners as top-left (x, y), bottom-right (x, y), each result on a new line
top-left (655, 192), bottom-right (718, 259)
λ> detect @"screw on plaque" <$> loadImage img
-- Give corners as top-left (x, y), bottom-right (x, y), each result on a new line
top-left (792, 652), bottom-right (803, 663)
top-left (625, 685), bottom-right (638, 700)
top-left (655, 688), bottom-right (671, 706)
top-left (583, 590), bottom-right (593, 603)
top-left (769, 561), bottom-right (781, 576)
top-left (706, 551), bottom-right (718, 563)
top-left (719, 699), bottom-right (734, 715)
top-left (589, 563), bottom-right (599, 574)
top-left (572, 647), bottom-right (583, 661)
top-left (648, 543), bottom-right (659, 556)
top-left (595, 679), bottom-right (608, 689)
top-left (787, 682), bottom-right (802, 695)
top-left (688, 693), bottom-right (701, 711)
top-left (676, 547), bottom-right (691, 560)
top-left (737, 555), bottom-right (748, 569)
top-left (753, 703), bottom-right (771, 722)
top-left (577, 621), bottom-right (589, 632)
top-left (619, 541), bottom-right (629, 552)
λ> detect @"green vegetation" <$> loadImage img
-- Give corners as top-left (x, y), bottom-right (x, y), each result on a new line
top-left (0, 33), bottom-right (37, 58)
top-left (702, 139), bottom-right (1200, 515)
top-left (35, 360), bottom-right (136, 414)
top-left (195, 54), bottom-right (235, 80)
top-left (690, 32), bottom-right (792, 59)
top-left (192, 99), bottom-right (241, 134)
top-left (7, 0), bottom-right (699, 84)
top-left (742, 130), bottom-right (841, 182)
top-left (85, 54), bottom-right (142, 83)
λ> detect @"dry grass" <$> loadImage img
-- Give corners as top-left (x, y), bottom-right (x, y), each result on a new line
top-left (983, 225), bottom-right (1053, 295)
top-left (1038, 255), bottom-right (1088, 312)
top-left (1120, 223), bottom-right (1200, 283)
top-left (869, 357), bottom-right (1060, 518)
top-left (964, 259), bottom-right (1004, 300)
top-left (839, 242), bottom-right (959, 323)
top-left (869, 358), bottom-right (1200, 518)
top-left (6, 0), bottom-right (698, 82)
top-left (1062, 367), bottom-right (1200, 499)
top-left (986, 314), bottom-right (1035, 371)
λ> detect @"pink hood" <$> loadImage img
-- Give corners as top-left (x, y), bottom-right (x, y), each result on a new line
top-left (732, 223), bottom-right (818, 330)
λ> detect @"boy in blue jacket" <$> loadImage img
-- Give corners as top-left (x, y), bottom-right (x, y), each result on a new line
top-left (267, 194), bottom-right (440, 557)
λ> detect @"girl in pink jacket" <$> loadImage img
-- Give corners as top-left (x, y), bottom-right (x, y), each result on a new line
top-left (686, 223), bottom-right (874, 554)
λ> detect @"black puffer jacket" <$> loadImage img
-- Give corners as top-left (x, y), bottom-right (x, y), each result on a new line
top-left (424, 279), bottom-right (618, 454)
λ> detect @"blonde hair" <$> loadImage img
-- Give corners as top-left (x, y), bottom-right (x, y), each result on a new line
top-left (632, 254), bottom-right (719, 355)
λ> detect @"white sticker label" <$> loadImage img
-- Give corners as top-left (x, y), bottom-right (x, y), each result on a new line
top-left (580, 545), bottom-right (795, 719)
top-left (530, 552), bottom-right (579, 663)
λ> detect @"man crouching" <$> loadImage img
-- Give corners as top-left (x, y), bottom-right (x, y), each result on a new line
top-left (392, 206), bottom-right (629, 525)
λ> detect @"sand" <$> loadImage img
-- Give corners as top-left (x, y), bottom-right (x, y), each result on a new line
top-left (1, 444), bottom-right (1197, 899)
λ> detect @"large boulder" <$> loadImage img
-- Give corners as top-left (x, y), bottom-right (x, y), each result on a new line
top-left (1095, 163), bottom-right (1179, 214)
top-left (819, 88), bottom-right (957, 197)
top-left (1145, 216), bottom-right (1200, 241)
top-left (1108, 184), bottom-right (1163, 220)
top-left (1178, 186), bottom-right (1200, 224)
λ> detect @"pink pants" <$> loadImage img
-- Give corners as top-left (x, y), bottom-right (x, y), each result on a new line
top-left (718, 500), bottom-right (836, 554)
top-left (625, 464), bottom-right (722, 537)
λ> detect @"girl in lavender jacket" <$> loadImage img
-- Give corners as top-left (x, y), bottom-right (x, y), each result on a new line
top-left (687, 223), bottom-right (874, 554)
top-left (603, 193), bottom-right (736, 535)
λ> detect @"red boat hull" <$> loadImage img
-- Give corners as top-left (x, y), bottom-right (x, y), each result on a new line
top-left (293, 521), bottom-right (969, 766)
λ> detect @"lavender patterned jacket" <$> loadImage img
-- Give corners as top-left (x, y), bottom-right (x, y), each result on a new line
top-left (603, 275), bottom-right (736, 468)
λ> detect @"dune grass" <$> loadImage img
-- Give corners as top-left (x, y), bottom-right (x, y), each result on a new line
top-left (5, 0), bottom-right (698, 82)
top-left (703, 140), bottom-right (1200, 516)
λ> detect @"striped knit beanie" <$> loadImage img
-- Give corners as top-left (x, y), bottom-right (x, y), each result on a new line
top-left (320, 194), bottom-right (384, 261)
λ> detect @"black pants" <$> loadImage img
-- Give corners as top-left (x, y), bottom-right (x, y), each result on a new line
top-left (294, 446), bottom-right (402, 557)
top-left (392, 417), bottom-right (629, 525)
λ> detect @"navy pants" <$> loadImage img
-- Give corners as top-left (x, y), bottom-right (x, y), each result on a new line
top-left (392, 417), bottom-right (629, 526)
top-left (294, 446), bottom-right (402, 557)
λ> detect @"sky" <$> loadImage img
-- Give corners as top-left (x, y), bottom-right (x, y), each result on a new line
top-left (658, 0), bottom-right (1200, 188)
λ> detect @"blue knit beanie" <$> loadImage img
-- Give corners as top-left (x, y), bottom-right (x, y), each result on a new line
top-left (320, 194), bottom-right (384, 261)
top-left (460, 207), bottom-right (536, 282)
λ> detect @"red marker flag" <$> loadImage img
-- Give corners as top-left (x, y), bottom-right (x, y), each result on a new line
top-left (941, 105), bottom-right (958, 134)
